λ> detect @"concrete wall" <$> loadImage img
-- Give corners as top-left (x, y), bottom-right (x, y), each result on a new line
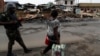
top-left (56, 0), bottom-right (65, 5)
top-left (56, 0), bottom-right (75, 5)
top-left (56, 0), bottom-right (75, 11)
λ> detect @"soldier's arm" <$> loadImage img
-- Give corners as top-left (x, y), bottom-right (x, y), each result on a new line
top-left (0, 21), bottom-right (17, 25)
top-left (0, 14), bottom-right (17, 25)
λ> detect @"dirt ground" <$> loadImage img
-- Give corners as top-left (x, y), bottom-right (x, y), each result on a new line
top-left (0, 20), bottom-right (100, 56)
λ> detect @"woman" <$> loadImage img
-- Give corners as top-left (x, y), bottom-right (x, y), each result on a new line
top-left (41, 9), bottom-right (61, 55)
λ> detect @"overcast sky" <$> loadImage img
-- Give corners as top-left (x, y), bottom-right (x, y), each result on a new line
top-left (4, 0), bottom-right (100, 5)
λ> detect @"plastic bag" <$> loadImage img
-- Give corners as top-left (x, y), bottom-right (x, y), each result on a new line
top-left (52, 44), bottom-right (66, 56)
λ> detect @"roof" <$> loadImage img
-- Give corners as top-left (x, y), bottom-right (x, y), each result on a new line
top-left (78, 3), bottom-right (100, 8)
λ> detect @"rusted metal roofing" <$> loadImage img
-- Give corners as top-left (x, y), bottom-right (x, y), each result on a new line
top-left (78, 3), bottom-right (100, 8)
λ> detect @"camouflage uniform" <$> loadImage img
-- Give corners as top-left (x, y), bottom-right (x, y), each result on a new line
top-left (0, 3), bottom-right (31, 56)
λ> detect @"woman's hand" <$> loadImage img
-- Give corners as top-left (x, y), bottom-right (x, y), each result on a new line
top-left (56, 39), bottom-right (60, 44)
top-left (56, 36), bottom-right (60, 44)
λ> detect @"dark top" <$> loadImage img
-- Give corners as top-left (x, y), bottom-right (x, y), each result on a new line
top-left (0, 13), bottom-right (22, 30)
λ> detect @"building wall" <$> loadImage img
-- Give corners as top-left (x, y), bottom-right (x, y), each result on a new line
top-left (80, 8), bottom-right (100, 13)
top-left (0, 0), bottom-right (4, 13)
top-left (56, 0), bottom-right (75, 5)
top-left (78, 3), bottom-right (100, 14)
top-left (78, 7), bottom-right (100, 18)
top-left (56, 0), bottom-right (64, 5)
top-left (55, 0), bottom-right (75, 11)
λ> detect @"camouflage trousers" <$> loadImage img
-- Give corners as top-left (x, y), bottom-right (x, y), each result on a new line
top-left (6, 29), bottom-right (23, 44)
top-left (6, 29), bottom-right (28, 56)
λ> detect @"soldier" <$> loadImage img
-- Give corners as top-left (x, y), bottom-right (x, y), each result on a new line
top-left (0, 3), bottom-right (32, 56)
